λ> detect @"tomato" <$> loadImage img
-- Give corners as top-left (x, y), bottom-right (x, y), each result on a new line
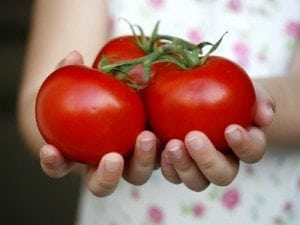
top-left (92, 36), bottom-right (147, 68)
top-left (93, 35), bottom-right (169, 86)
top-left (93, 36), bottom-right (149, 85)
top-left (143, 56), bottom-right (256, 151)
top-left (36, 65), bottom-right (146, 165)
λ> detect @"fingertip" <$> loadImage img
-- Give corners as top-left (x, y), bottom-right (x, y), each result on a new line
top-left (40, 144), bottom-right (60, 166)
top-left (165, 139), bottom-right (184, 150)
top-left (255, 104), bottom-right (275, 127)
top-left (225, 125), bottom-right (243, 145)
top-left (56, 51), bottom-right (84, 68)
top-left (40, 144), bottom-right (73, 178)
top-left (136, 131), bottom-right (157, 152)
top-left (102, 152), bottom-right (124, 173)
top-left (185, 131), bottom-right (208, 152)
top-left (64, 50), bottom-right (84, 65)
top-left (86, 153), bottom-right (124, 197)
top-left (254, 85), bottom-right (275, 127)
top-left (227, 126), bottom-right (267, 164)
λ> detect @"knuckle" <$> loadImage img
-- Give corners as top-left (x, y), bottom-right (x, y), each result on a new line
top-left (199, 157), bottom-right (217, 171)
top-left (99, 180), bottom-right (116, 191)
top-left (138, 159), bottom-right (154, 169)
top-left (178, 162), bottom-right (194, 173)
top-left (89, 181), bottom-right (115, 197)
top-left (215, 173), bottom-right (235, 186)
top-left (242, 138), bottom-right (266, 164)
top-left (212, 164), bottom-right (238, 186)
top-left (162, 172), bottom-right (181, 184)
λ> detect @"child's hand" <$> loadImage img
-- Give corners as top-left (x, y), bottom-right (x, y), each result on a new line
top-left (39, 51), bottom-right (158, 197)
top-left (161, 85), bottom-right (275, 191)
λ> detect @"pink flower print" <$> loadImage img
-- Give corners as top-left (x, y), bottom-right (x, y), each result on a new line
top-left (149, 0), bottom-right (165, 8)
top-left (187, 28), bottom-right (203, 44)
top-left (245, 165), bottom-right (254, 175)
top-left (274, 216), bottom-right (283, 225)
top-left (221, 188), bottom-right (240, 209)
top-left (228, 0), bottom-right (242, 12)
top-left (147, 206), bottom-right (164, 224)
top-left (232, 41), bottom-right (250, 67)
top-left (283, 201), bottom-right (293, 212)
top-left (130, 188), bottom-right (140, 200)
top-left (257, 52), bottom-right (267, 62)
top-left (193, 203), bottom-right (205, 217)
top-left (286, 21), bottom-right (300, 39)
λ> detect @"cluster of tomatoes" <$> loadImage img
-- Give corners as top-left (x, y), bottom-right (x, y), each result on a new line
top-left (35, 28), bottom-right (256, 165)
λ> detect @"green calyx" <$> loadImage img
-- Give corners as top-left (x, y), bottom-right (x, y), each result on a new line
top-left (99, 21), bottom-right (227, 88)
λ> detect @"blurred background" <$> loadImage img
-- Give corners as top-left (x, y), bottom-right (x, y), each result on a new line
top-left (1, 1), bottom-right (81, 224)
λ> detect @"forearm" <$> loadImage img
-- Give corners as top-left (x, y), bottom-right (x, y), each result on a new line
top-left (17, 0), bottom-right (108, 155)
top-left (255, 48), bottom-right (300, 148)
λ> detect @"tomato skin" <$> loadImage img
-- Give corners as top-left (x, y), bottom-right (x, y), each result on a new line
top-left (36, 65), bottom-right (146, 165)
top-left (93, 36), bottom-right (168, 86)
top-left (144, 56), bottom-right (256, 151)
top-left (92, 36), bottom-right (147, 68)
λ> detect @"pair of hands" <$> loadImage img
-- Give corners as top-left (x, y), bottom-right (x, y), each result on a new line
top-left (40, 51), bottom-right (275, 197)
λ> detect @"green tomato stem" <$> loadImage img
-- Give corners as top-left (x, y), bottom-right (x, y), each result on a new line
top-left (98, 21), bottom-right (227, 89)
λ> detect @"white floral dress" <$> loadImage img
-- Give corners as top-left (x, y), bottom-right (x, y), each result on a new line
top-left (76, 0), bottom-right (300, 224)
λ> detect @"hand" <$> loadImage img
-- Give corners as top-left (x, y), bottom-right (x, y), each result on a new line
top-left (39, 51), bottom-right (158, 197)
top-left (161, 85), bottom-right (275, 191)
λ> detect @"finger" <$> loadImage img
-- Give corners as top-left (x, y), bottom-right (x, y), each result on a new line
top-left (56, 50), bottom-right (84, 68)
top-left (40, 144), bottom-right (74, 178)
top-left (86, 153), bottom-right (124, 197)
top-left (123, 131), bottom-right (157, 185)
top-left (165, 139), bottom-right (210, 192)
top-left (161, 150), bottom-right (181, 184)
top-left (254, 85), bottom-right (275, 127)
top-left (225, 125), bottom-right (267, 163)
top-left (185, 131), bottom-right (239, 186)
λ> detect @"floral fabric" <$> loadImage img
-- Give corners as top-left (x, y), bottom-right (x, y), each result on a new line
top-left (76, 0), bottom-right (300, 224)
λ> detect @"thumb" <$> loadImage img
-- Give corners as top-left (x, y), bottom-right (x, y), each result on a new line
top-left (56, 50), bottom-right (84, 68)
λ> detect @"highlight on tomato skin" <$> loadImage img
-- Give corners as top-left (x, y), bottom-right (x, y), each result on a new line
top-left (35, 65), bottom-right (146, 165)
top-left (143, 56), bottom-right (256, 151)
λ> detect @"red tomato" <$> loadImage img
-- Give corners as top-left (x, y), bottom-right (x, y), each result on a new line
top-left (93, 36), bottom-right (169, 86)
top-left (93, 36), bottom-right (147, 67)
top-left (143, 56), bottom-right (256, 151)
top-left (93, 36), bottom-right (149, 85)
top-left (36, 65), bottom-right (146, 165)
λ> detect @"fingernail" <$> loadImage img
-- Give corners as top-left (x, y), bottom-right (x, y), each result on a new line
top-left (105, 156), bottom-right (121, 172)
top-left (41, 147), bottom-right (55, 164)
top-left (169, 145), bottom-right (183, 159)
top-left (60, 51), bottom-right (76, 64)
top-left (187, 135), bottom-right (204, 151)
top-left (226, 127), bottom-right (242, 142)
top-left (67, 50), bottom-right (78, 58)
top-left (139, 137), bottom-right (155, 152)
